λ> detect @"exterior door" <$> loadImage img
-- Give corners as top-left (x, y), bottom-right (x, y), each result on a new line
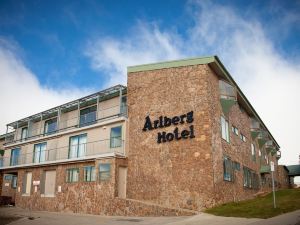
top-left (118, 167), bottom-right (127, 198)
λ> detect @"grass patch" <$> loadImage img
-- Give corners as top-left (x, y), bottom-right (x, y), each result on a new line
top-left (205, 188), bottom-right (300, 219)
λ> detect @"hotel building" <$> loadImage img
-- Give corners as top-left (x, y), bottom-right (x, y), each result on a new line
top-left (0, 56), bottom-right (291, 216)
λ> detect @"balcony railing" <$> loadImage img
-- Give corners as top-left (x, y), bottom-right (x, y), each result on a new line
top-left (0, 138), bottom-right (125, 168)
top-left (5, 104), bottom-right (127, 145)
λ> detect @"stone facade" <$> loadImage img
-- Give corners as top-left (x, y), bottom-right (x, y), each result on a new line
top-left (127, 61), bottom-right (289, 212)
top-left (277, 165), bottom-right (290, 189)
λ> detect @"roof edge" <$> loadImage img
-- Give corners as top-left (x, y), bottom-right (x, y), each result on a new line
top-left (127, 56), bottom-right (215, 73)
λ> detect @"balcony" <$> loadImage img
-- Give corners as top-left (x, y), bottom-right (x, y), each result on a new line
top-left (5, 85), bottom-right (128, 146)
top-left (219, 80), bottom-right (237, 116)
top-left (0, 138), bottom-right (125, 169)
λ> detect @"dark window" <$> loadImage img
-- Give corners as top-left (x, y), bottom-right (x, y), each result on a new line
top-left (66, 168), bottom-right (79, 182)
top-left (10, 148), bottom-right (20, 166)
top-left (243, 166), bottom-right (259, 189)
top-left (80, 105), bottom-right (97, 127)
top-left (233, 161), bottom-right (240, 171)
top-left (21, 127), bottom-right (28, 140)
top-left (223, 156), bottom-right (234, 181)
top-left (84, 166), bottom-right (95, 182)
top-left (44, 118), bottom-right (57, 135)
top-left (120, 96), bottom-right (127, 115)
top-left (69, 134), bottom-right (87, 158)
top-left (11, 175), bottom-right (17, 188)
top-left (110, 126), bottom-right (122, 148)
top-left (99, 164), bottom-right (111, 181)
top-left (33, 143), bottom-right (47, 163)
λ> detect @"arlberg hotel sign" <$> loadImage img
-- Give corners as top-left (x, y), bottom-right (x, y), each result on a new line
top-left (142, 111), bottom-right (195, 143)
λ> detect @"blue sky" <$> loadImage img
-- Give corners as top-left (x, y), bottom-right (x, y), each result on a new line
top-left (0, 0), bottom-right (300, 166)
top-left (1, 0), bottom-right (299, 90)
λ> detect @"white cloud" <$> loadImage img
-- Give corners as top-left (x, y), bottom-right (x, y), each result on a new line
top-left (0, 37), bottom-right (90, 134)
top-left (85, 0), bottom-right (300, 170)
top-left (85, 22), bottom-right (184, 87)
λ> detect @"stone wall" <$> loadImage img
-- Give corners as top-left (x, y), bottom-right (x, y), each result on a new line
top-left (127, 65), bottom-right (218, 211)
top-left (11, 157), bottom-right (193, 216)
top-left (277, 165), bottom-right (290, 189)
top-left (127, 63), bottom-right (280, 212)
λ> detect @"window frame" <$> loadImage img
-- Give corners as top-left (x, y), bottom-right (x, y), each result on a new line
top-left (33, 142), bottom-right (47, 163)
top-left (221, 116), bottom-right (230, 142)
top-left (83, 166), bottom-right (96, 182)
top-left (223, 156), bottom-right (234, 182)
top-left (10, 148), bottom-right (20, 166)
top-left (231, 126), bottom-right (239, 136)
top-left (44, 117), bottom-right (58, 135)
top-left (21, 127), bottom-right (28, 140)
top-left (251, 143), bottom-right (256, 162)
top-left (110, 126), bottom-right (122, 148)
top-left (11, 175), bottom-right (17, 189)
top-left (68, 133), bottom-right (87, 159)
top-left (79, 105), bottom-right (97, 127)
top-left (240, 133), bottom-right (246, 142)
top-left (99, 163), bottom-right (111, 181)
top-left (66, 168), bottom-right (79, 183)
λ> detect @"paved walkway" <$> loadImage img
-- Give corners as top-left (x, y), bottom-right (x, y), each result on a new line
top-left (0, 206), bottom-right (299, 225)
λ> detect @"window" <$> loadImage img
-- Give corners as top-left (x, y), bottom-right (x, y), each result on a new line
top-left (10, 148), bottom-right (20, 166)
top-left (44, 118), bottom-right (57, 135)
top-left (110, 126), bottom-right (122, 148)
top-left (33, 143), bottom-right (47, 163)
top-left (265, 155), bottom-right (269, 164)
top-left (66, 168), bottom-right (79, 182)
top-left (120, 96), bottom-right (127, 115)
top-left (22, 172), bottom-right (32, 195)
top-left (69, 134), bottom-right (87, 158)
top-left (243, 167), bottom-right (259, 189)
top-left (221, 117), bottom-right (230, 142)
top-left (4, 174), bottom-right (12, 180)
top-left (84, 166), bottom-right (95, 182)
top-left (21, 127), bottom-right (28, 140)
top-left (231, 126), bottom-right (239, 136)
top-left (251, 143), bottom-right (256, 161)
top-left (12, 175), bottom-right (17, 189)
top-left (79, 105), bottom-right (97, 127)
top-left (233, 161), bottom-right (240, 171)
top-left (41, 170), bottom-right (56, 196)
top-left (99, 163), bottom-right (111, 181)
top-left (223, 156), bottom-right (234, 181)
top-left (240, 133), bottom-right (246, 142)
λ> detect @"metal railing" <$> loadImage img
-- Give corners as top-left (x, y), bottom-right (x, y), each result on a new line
top-left (0, 138), bottom-right (125, 168)
top-left (5, 104), bottom-right (127, 145)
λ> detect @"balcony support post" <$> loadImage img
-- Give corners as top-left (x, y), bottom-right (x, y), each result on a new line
top-left (119, 87), bottom-right (122, 114)
top-left (5, 125), bottom-right (8, 142)
top-left (57, 107), bottom-right (61, 131)
top-left (40, 113), bottom-right (43, 135)
top-left (15, 121), bottom-right (19, 142)
top-left (27, 120), bottom-right (31, 138)
top-left (96, 95), bottom-right (99, 121)
top-left (77, 100), bottom-right (80, 127)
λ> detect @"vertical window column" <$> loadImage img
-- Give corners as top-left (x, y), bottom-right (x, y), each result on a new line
top-left (110, 126), bottom-right (122, 148)
top-left (33, 143), bottom-right (47, 163)
top-left (69, 134), bottom-right (87, 158)
top-left (10, 148), bottom-right (20, 166)
top-left (221, 116), bottom-right (230, 142)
